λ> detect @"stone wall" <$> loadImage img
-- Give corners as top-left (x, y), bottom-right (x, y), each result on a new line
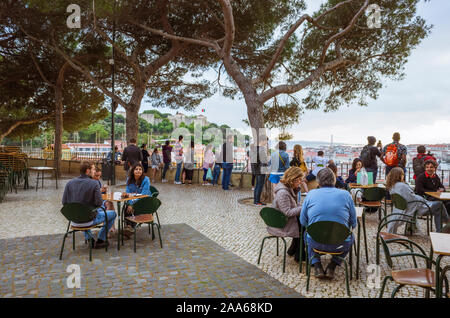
top-left (27, 159), bottom-right (255, 188)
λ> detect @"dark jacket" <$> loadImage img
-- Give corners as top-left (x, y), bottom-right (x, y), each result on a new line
top-left (250, 145), bottom-right (269, 175)
top-left (62, 174), bottom-right (103, 208)
top-left (122, 144), bottom-right (143, 171)
top-left (345, 169), bottom-right (357, 184)
top-left (415, 172), bottom-right (445, 200)
top-left (162, 145), bottom-right (172, 164)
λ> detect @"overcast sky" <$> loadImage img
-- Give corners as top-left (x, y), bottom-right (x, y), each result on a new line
top-left (134, 0), bottom-right (450, 145)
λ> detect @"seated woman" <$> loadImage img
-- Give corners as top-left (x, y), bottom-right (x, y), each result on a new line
top-left (269, 167), bottom-right (306, 263)
top-left (386, 167), bottom-right (450, 233)
top-left (300, 168), bottom-right (357, 279)
top-left (345, 158), bottom-right (362, 184)
top-left (123, 163), bottom-right (152, 237)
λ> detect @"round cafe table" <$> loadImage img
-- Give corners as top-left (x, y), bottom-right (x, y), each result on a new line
top-left (28, 166), bottom-right (57, 191)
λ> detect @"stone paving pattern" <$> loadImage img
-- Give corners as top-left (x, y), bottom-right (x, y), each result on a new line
top-left (0, 173), bottom-right (448, 298)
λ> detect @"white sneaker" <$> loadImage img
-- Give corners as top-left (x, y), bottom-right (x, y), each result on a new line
top-left (252, 187), bottom-right (255, 191)
top-left (162, 179), bottom-right (168, 183)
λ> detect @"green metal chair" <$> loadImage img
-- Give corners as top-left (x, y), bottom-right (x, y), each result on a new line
top-left (303, 221), bottom-right (352, 297)
top-left (126, 197), bottom-right (162, 252)
top-left (379, 246), bottom-right (448, 298)
top-left (150, 185), bottom-right (159, 198)
top-left (354, 187), bottom-right (386, 263)
top-left (375, 212), bottom-right (421, 269)
top-left (60, 203), bottom-right (108, 262)
top-left (257, 207), bottom-right (289, 273)
top-left (439, 265), bottom-right (450, 298)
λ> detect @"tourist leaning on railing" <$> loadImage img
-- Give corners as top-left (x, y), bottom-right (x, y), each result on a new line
top-left (386, 167), bottom-right (449, 233)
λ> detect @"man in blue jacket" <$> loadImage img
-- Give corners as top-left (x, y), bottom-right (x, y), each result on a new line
top-left (300, 168), bottom-right (356, 279)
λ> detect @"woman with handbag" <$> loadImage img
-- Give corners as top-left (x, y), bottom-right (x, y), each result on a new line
top-left (202, 144), bottom-right (215, 185)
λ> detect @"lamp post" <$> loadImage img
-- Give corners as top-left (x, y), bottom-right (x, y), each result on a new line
top-left (109, 0), bottom-right (117, 185)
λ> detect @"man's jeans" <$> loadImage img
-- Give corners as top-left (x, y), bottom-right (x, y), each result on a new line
top-left (162, 162), bottom-right (170, 179)
top-left (84, 209), bottom-right (117, 242)
top-left (253, 174), bottom-right (266, 204)
top-left (212, 165), bottom-right (221, 185)
top-left (306, 233), bottom-right (354, 266)
top-left (221, 163), bottom-right (233, 190)
top-left (175, 162), bottom-right (182, 182)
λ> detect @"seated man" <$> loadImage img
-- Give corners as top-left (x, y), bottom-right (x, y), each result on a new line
top-left (62, 162), bottom-right (117, 248)
top-left (300, 168), bottom-right (357, 279)
top-left (415, 159), bottom-right (450, 215)
top-left (92, 166), bottom-right (116, 235)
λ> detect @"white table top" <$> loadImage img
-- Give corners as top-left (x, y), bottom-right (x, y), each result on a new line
top-left (430, 232), bottom-right (450, 256)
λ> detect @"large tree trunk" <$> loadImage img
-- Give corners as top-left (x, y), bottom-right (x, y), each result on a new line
top-left (54, 84), bottom-right (63, 177)
top-left (125, 86), bottom-right (145, 143)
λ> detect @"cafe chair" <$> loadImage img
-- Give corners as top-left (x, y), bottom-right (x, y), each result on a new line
top-left (376, 212), bottom-right (422, 268)
top-left (439, 265), bottom-right (450, 298)
top-left (302, 221), bottom-right (352, 297)
top-left (379, 247), bottom-right (448, 298)
top-left (257, 207), bottom-right (289, 273)
top-left (355, 187), bottom-right (386, 263)
top-left (125, 197), bottom-right (162, 252)
top-left (150, 185), bottom-right (159, 198)
top-left (60, 203), bottom-right (108, 262)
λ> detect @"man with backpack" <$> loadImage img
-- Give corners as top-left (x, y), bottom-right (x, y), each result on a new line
top-left (412, 145), bottom-right (437, 180)
top-left (381, 132), bottom-right (408, 178)
top-left (360, 136), bottom-right (382, 183)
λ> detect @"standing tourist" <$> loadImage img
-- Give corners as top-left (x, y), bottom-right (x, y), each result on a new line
top-left (220, 135), bottom-right (235, 190)
top-left (150, 147), bottom-right (162, 183)
top-left (306, 151), bottom-right (328, 182)
top-left (202, 144), bottom-right (215, 185)
top-left (251, 136), bottom-right (269, 206)
top-left (122, 138), bottom-right (143, 172)
top-left (174, 135), bottom-right (184, 185)
top-left (268, 141), bottom-right (290, 185)
top-left (141, 144), bottom-right (150, 174)
top-left (381, 132), bottom-right (407, 177)
top-left (161, 140), bottom-right (173, 183)
top-left (290, 144), bottom-right (309, 194)
top-left (360, 136), bottom-right (382, 182)
top-left (412, 145), bottom-right (437, 180)
top-left (183, 141), bottom-right (195, 185)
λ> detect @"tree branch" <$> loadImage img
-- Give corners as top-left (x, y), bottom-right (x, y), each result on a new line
top-left (319, 0), bottom-right (369, 65)
top-left (217, 0), bottom-right (234, 57)
top-left (0, 115), bottom-right (52, 142)
top-left (259, 58), bottom-right (349, 103)
top-left (30, 54), bottom-right (56, 88)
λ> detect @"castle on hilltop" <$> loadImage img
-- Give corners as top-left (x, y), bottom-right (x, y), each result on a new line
top-left (116, 111), bottom-right (209, 129)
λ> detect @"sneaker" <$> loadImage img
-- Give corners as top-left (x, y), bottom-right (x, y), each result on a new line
top-left (252, 187), bottom-right (255, 191)
top-left (325, 261), bottom-right (338, 279)
top-left (313, 263), bottom-right (326, 279)
top-left (254, 202), bottom-right (267, 206)
top-left (162, 179), bottom-right (168, 183)
top-left (94, 239), bottom-right (109, 249)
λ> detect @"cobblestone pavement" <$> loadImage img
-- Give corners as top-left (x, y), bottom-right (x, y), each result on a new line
top-left (0, 224), bottom-right (301, 298)
top-left (0, 173), bottom-right (448, 298)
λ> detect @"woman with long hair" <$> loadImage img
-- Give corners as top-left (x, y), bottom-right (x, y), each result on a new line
top-left (290, 144), bottom-right (309, 194)
top-left (123, 163), bottom-right (152, 238)
top-left (269, 167), bottom-right (306, 263)
top-left (385, 167), bottom-right (449, 233)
